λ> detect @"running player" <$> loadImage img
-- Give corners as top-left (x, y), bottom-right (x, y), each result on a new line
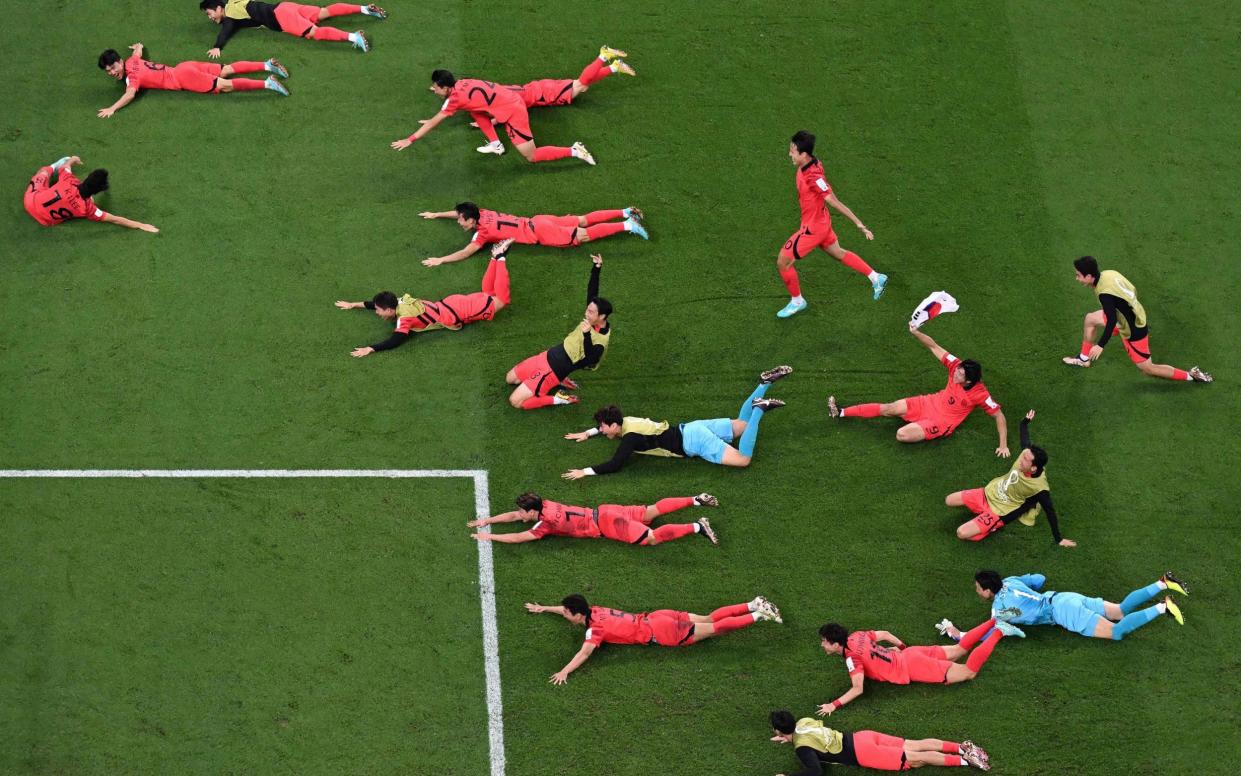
top-left (465, 46), bottom-right (635, 155)
top-left (199, 0), bottom-right (382, 56)
top-left (525, 593), bottom-right (782, 684)
top-left (828, 324), bottom-right (1009, 457)
top-left (561, 366), bottom-right (791, 478)
top-left (334, 244), bottom-right (511, 357)
top-left (468, 491), bottom-right (719, 546)
top-left (390, 70), bottom-right (596, 165)
top-left (1062, 256), bottom-right (1212, 382)
top-left (815, 621), bottom-right (1017, 716)
top-left (417, 202), bottom-right (646, 267)
top-left (946, 410), bottom-right (1075, 546)
top-left (97, 43), bottom-right (288, 118)
top-left (768, 711), bottom-right (991, 773)
top-left (940, 570), bottom-right (1187, 642)
top-left (23, 156), bottom-right (157, 232)
top-left (506, 254), bottom-right (610, 409)
top-left (776, 130), bottom-right (887, 318)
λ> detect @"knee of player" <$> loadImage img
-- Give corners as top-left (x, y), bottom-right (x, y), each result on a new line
top-left (896, 427), bottom-right (918, 443)
top-left (507, 394), bottom-right (524, 409)
top-left (505, 371), bottom-right (519, 385)
top-left (776, 254), bottom-right (793, 268)
top-left (735, 455), bottom-right (753, 468)
top-left (961, 668), bottom-right (978, 681)
top-left (944, 494), bottom-right (955, 507)
top-left (955, 525), bottom-right (972, 540)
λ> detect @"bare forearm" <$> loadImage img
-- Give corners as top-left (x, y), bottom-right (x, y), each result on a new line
top-left (108, 92), bottom-right (137, 113)
top-left (994, 411), bottom-right (1008, 446)
top-left (829, 198), bottom-right (864, 228)
top-left (487, 532), bottom-right (536, 543)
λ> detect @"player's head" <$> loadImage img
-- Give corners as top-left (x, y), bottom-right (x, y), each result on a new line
top-left (98, 49), bottom-right (124, 80)
top-left (77, 169), bottom-right (110, 199)
top-left (953, 358), bottom-right (982, 389)
top-left (560, 594), bottom-right (591, 625)
top-left (817, 623), bottom-right (848, 655)
top-left (789, 130), bottom-right (816, 164)
top-left (769, 710), bottom-right (797, 740)
top-left (1073, 255), bottom-right (1101, 286)
top-left (1020, 445), bottom-right (1048, 476)
top-left (515, 491), bottom-right (543, 518)
top-left (974, 569), bottom-right (1003, 600)
top-left (454, 202), bottom-right (480, 231)
top-left (199, 0), bottom-right (226, 22)
top-left (585, 297), bottom-right (612, 327)
top-left (593, 405), bottom-right (623, 438)
top-left (430, 69), bottom-right (457, 97)
top-left (371, 291), bottom-right (399, 319)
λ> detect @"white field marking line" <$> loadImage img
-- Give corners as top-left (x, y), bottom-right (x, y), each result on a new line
top-left (0, 469), bottom-right (506, 776)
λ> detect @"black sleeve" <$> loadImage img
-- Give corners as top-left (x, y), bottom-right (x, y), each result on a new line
top-left (363, 301), bottom-right (376, 310)
top-left (787, 747), bottom-right (824, 776)
top-left (580, 332), bottom-right (606, 369)
top-left (213, 18), bottom-right (242, 50)
top-left (591, 434), bottom-right (638, 475)
top-left (586, 262), bottom-right (601, 304)
top-left (1020, 418), bottom-right (1032, 449)
top-left (370, 331), bottom-right (411, 352)
top-left (1095, 294), bottom-right (1119, 349)
top-left (1002, 493), bottom-right (1063, 543)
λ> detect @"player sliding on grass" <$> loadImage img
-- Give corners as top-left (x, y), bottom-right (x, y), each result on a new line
top-left (391, 69), bottom-right (597, 165)
top-left (525, 593), bottom-right (782, 684)
top-left (776, 130), bottom-right (887, 318)
top-left (418, 202), bottom-right (646, 267)
top-left (946, 410), bottom-right (1075, 547)
top-left (828, 324), bottom-right (1009, 457)
top-left (1062, 256), bottom-right (1212, 383)
top-left (23, 156), bottom-right (157, 233)
top-left (334, 244), bottom-right (511, 357)
top-left (199, 0), bottom-right (382, 57)
top-left (97, 43), bottom-right (288, 118)
top-left (561, 366), bottom-right (791, 478)
top-left (768, 711), bottom-right (991, 773)
top-left (506, 254), bottom-right (611, 410)
top-left (815, 621), bottom-right (1016, 717)
top-left (469, 491), bottom-right (719, 546)
top-left (937, 570), bottom-right (1187, 644)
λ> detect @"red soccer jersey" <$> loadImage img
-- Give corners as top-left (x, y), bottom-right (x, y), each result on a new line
top-left (844, 630), bottom-right (909, 684)
top-left (469, 209), bottom-right (538, 247)
top-left (920, 353), bottom-right (1001, 424)
top-left (28, 171), bottom-right (108, 226)
top-left (124, 54), bottom-right (177, 92)
top-left (529, 500), bottom-right (601, 540)
top-left (795, 158), bottom-right (833, 229)
top-left (439, 79), bottom-right (525, 123)
top-left (585, 607), bottom-right (653, 646)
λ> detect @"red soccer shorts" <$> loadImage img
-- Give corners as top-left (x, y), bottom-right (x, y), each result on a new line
top-left (901, 646), bottom-right (954, 683)
top-left (1111, 326), bottom-right (1152, 365)
top-left (23, 169), bottom-right (51, 218)
top-left (598, 504), bottom-right (651, 544)
top-left (275, 2), bottom-right (321, 36)
top-left (520, 79), bottom-right (576, 107)
top-left (900, 395), bottom-right (957, 440)
top-left (513, 350), bottom-right (561, 396)
top-left (498, 103), bottom-right (534, 144)
top-left (961, 488), bottom-right (1002, 540)
top-left (171, 61), bottom-right (223, 93)
top-left (437, 292), bottom-right (497, 326)
top-left (852, 730), bottom-right (909, 771)
top-left (780, 223), bottom-right (838, 261)
top-left (647, 610), bottom-right (695, 646)
top-left (530, 214), bottom-right (580, 247)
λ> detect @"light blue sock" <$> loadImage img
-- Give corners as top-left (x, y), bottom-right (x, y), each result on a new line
top-left (1111, 605), bottom-right (1161, 640)
top-left (738, 408), bottom-right (765, 457)
top-left (1120, 582), bottom-right (1163, 614)
top-left (738, 382), bottom-right (770, 422)
top-left (51, 156), bottom-right (71, 172)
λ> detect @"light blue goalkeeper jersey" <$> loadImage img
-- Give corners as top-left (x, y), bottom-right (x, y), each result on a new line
top-left (993, 573), bottom-right (1057, 625)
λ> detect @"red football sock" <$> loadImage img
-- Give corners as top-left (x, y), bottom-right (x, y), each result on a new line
top-left (312, 26), bottom-right (352, 42)
top-left (965, 629), bottom-right (1003, 673)
top-left (1170, 368), bottom-right (1189, 381)
top-left (842, 403), bottom-right (881, 418)
top-left (712, 614), bottom-right (756, 635)
top-left (840, 251), bottom-right (873, 276)
top-left (521, 395), bottom-right (558, 410)
top-left (957, 618), bottom-right (996, 650)
top-left (585, 222), bottom-right (626, 240)
top-left (472, 112), bottom-right (500, 143)
top-left (710, 603), bottom-right (751, 621)
top-left (324, 3), bottom-right (363, 16)
top-left (489, 259), bottom-right (511, 305)
top-left (650, 524), bottom-right (697, 543)
top-left (583, 209), bottom-right (625, 225)
top-left (1079, 340), bottom-right (1092, 359)
top-left (228, 79), bottom-right (266, 91)
top-left (655, 496), bottom-right (695, 516)
top-left (779, 265), bottom-right (801, 296)
top-left (228, 61), bottom-right (266, 74)
top-left (533, 146), bottom-right (573, 162)
top-left (941, 742), bottom-right (961, 754)
top-left (944, 755), bottom-right (962, 767)
top-left (481, 257), bottom-right (497, 295)
top-left (578, 57), bottom-right (611, 86)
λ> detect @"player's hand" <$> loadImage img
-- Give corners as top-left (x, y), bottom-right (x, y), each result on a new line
top-left (563, 432), bottom-right (590, 442)
top-left (335, 300), bottom-right (361, 309)
top-left (859, 224), bottom-right (874, 240)
top-left (591, 253), bottom-right (603, 267)
top-left (97, 108), bottom-right (116, 119)
top-left (421, 257), bottom-right (445, 267)
top-left (67, 155), bottom-right (83, 166)
top-left (561, 469), bottom-right (588, 480)
top-left (470, 533), bottom-right (491, 541)
top-left (579, 318), bottom-right (591, 333)
top-left (524, 603), bottom-right (545, 614)
top-left (391, 138), bottom-right (414, 151)
top-left (995, 445), bottom-right (1011, 458)
top-left (129, 43), bottom-right (143, 53)
top-left (1059, 538), bottom-right (1078, 548)
top-left (816, 703), bottom-right (836, 717)
top-left (466, 518), bottom-right (485, 528)
top-left (1088, 344), bottom-right (1104, 362)
top-left (418, 211), bottom-right (438, 219)
top-left (207, 48), bottom-right (222, 59)
top-left (549, 671), bottom-right (569, 685)
top-left (138, 223), bottom-right (159, 233)
top-left (350, 346), bottom-right (375, 358)
top-left (1025, 409), bottom-right (1036, 422)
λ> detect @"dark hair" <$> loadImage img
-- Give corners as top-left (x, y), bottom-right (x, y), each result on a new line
top-left (959, 359), bottom-right (983, 389)
top-left (790, 130), bottom-right (816, 156)
top-left (78, 169), bottom-right (110, 199)
top-left (372, 291), bottom-right (399, 310)
top-left (561, 594), bottom-right (590, 618)
top-left (455, 201), bottom-right (480, 223)
top-left (431, 69), bottom-right (457, 88)
top-left (770, 710), bottom-right (796, 734)
top-left (98, 49), bottom-right (121, 70)
top-left (591, 297), bottom-right (613, 319)
top-left (1029, 445), bottom-right (1048, 475)
top-left (593, 405), bottom-right (622, 427)
top-left (199, 0), bottom-right (225, 9)
top-left (1073, 255), bottom-right (1100, 283)
top-left (975, 570), bottom-right (1003, 594)
top-left (515, 492), bottom-right (543, 513)
top-left (818, 623), bottom-right (847, 646)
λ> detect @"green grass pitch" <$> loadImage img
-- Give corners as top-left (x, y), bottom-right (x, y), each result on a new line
top-left (2, 1), bottom-right (1240, 774)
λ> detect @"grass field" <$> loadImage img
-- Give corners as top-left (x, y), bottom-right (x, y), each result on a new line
top-left (2, 1), bottom-right (1240, 774)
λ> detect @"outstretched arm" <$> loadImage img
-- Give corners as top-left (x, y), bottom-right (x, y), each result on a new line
top-left (872, 630), bottom-right (906, 648)
top-left (423, 241), bottom-right (481, 267)
top-left (908, 323), bottom-right (949, 361)
top-left (586, 254), bottom-right (602, 304)
top-left (468, 510), bottom-right (526, 527)
top-left (392, 111), bottom-right (450, 150)
top-left (473, 530), bottom-right (539, 543)
top-left (817, 673), bottom-right (865, 716)
top-left (825, 192), bottom-right (873, 240)
top-left (993, 409), bottom-right (1009, 457)
top-left (98, 87), bottom-right (138, 118)
top-left (550, 642), bottom-right (596, 685)
top-left (418, 210), bottom-right (458, 220)
top-left (101, 213), bottom-right (159, 233)
top-left (564, 436), bottom-right (636, 479)
top-left (525, 603), bottom-right (566, 616)
top-left (209, 19), bottom-right (242, 55)
top-left (1019, 409), bottom-right (1034, 449)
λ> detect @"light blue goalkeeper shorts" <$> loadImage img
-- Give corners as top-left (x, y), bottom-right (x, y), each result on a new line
top-left (679, 418), bottom-right (735, 464)
top-left (1051, 592), bottom-right (1108, 637)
